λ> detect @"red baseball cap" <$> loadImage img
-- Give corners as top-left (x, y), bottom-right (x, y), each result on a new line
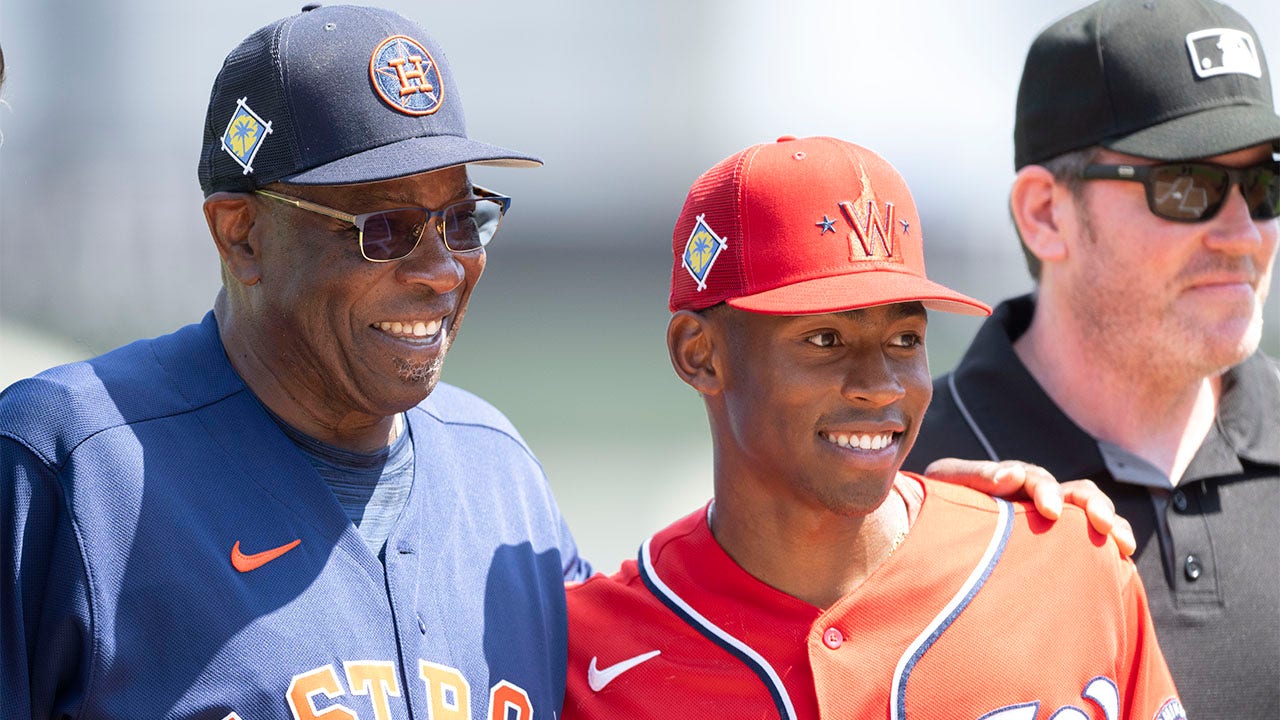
top-left (669, 136), bottom-right (990, 317)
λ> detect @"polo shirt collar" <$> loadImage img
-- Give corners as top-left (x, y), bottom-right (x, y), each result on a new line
top-left (948, 294), bottom-right (1107, 480)
top-left (950, 293), bottom-right (1280, 483)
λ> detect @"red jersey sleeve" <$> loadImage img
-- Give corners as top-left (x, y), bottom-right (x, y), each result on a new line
top-left (1118, 560), bottom-right (1186, 720)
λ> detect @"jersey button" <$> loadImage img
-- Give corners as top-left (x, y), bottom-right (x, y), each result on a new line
top-left (822, 627), bottom-right (844, 649)
top-left (1184, 554), bottom-right (1202, 581)
top-left (1171, 490), bottom-right (1188, 512)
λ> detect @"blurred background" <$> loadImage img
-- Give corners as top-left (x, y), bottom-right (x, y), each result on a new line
top-left (2, 0), bottom-right (1277, 571)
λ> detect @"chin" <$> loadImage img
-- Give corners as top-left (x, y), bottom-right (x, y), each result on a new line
top-left (367, 357), bottom-right (444, 413)
top-left (812, 478), bottom-right (897, 518)
top-left (1197, 314), bottom-right (1264, 373)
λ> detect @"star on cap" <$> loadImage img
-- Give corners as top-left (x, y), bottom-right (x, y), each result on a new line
top-left (900, 219), bottom-right (910, 234)
top-left (816, 215), bottom-right (837, 234)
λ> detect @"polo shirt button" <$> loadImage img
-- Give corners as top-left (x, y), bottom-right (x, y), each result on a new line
top-left (1184, 554), bottom-right (1202, 581)
top-left (1171, 490), bottom-right (1188, 512)
top-left (823, 627), bottom-right (844, 649)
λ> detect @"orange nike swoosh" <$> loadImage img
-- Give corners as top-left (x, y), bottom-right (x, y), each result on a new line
top-left (231, 538), bottom-right (301, 572)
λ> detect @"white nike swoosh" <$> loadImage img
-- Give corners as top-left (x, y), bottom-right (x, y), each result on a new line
top-left (587, 650), bottom-right (661, 692)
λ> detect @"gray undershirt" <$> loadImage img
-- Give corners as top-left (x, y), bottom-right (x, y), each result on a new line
top-left (270, 412), bottom-right (414, 560)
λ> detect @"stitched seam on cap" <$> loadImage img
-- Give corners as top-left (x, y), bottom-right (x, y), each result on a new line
top-left (736, 145), bottom-right (761, 292)
top-left (273, 20), bottom-right (299, 183)
top-left (1095, 7), bottom-right (1116, 142)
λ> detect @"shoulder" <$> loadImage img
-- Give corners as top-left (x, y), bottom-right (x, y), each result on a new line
top-left (918, 478), bottom-right (1136, 629)
top-left (567, 561), bottom-right (647, 609)
top-left (0, 316), bottom-right (238, 468)
top-left (416, 382), bottom-right (527, 441)
top-left (410, 382), bottom-right (546, 474)
top-left (567, 508), bottom-right (706, 621)
top-left (921, 477), bottom-right (1117, 557)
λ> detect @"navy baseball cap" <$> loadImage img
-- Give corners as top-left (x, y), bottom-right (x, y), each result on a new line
top-left (1015, 0), bottom-right (1280, 168)
top-left (198, 4), bottom-right (540, 195)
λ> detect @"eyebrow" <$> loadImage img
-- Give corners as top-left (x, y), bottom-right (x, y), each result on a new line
top-left (357, 185), bottom-right (474, 208)
top-left (831, 302), bottom-right (928, 322)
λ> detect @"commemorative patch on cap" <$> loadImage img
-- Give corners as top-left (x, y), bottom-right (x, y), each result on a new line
top-left (220, 98), bottom-right (273, 175)
top-left (682, 214), bottom-right (728, 291)
top-left (1185, 28), bottom-right (1262, 79)
top-left (370, 35), bottom-right (445, 115)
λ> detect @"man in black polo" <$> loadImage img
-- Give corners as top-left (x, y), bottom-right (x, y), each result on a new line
top-left (907, 0), bottom-right (1280, 716)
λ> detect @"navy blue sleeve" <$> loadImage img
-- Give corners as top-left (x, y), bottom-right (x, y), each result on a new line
top-left (2, 437), bottom-right (93, 720)
top-left (557, 512), bottom-right (593, 582)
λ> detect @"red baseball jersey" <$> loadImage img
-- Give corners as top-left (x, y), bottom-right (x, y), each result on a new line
top-left (564, 474), bottom-right (1185, 720)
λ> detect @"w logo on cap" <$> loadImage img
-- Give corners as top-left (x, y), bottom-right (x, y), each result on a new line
top-left (1186, 28), bottom-right (1262, 79)
top-left (837, 199), bottom-right (898, 262)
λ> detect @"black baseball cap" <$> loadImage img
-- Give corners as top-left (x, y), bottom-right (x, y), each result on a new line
top-left (198, 4), bottom-right (540, 196)
top-left (1014, 0), bottom-right (1280, 169)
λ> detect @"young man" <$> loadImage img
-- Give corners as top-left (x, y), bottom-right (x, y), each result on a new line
top-left (564, 136), bottom-right (1183, 719)
top-left (907, 1), bottom-right (1280, 715)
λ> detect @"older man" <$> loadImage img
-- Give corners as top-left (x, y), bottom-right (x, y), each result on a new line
top-left (907, 0), bottom-right (1280, 716)
top-left (1, 6), bottom-right (587, 719)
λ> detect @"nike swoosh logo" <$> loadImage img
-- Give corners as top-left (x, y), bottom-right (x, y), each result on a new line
top-left (231, 538), bottom-right (301, 572)
top-left (587, 650), bottom-right (661, 692)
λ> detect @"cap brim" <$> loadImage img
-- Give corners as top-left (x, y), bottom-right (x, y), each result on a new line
top-left (725, 267), bottom-right (991, 317)
top-left (280, 134), bottom-right (541, 186)
top-left (1107, 104), bottom-right (1280, 160)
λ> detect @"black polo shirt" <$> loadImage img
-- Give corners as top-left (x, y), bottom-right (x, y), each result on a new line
top-left (907, 294), bottom-right (1280, 718)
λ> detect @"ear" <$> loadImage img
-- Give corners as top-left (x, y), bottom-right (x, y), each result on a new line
top-left (1009, 165), bottom-right (1069, 266)
top-left (204, 192), bottom-right (262, 286)
top-left (667, 310), bottom-right (724, 396)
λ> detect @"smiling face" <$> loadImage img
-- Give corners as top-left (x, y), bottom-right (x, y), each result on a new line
top-left (1057, 143), bottom-right (1278, 379)
top-left (702, 302), bottom-right (933, 517)
top-left (247, 165), bottom-right (482, 420)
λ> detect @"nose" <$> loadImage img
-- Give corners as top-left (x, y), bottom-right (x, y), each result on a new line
top-left (1204, 185), bottom-right (1267, 256)
top-left (840, 348), bottom-right (906, 408)
top-left (394, 231), bottom-right (468, 293)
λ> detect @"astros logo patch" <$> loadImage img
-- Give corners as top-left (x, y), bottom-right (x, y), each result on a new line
top-left (370, 35), bottom-right (444, 115)
top-left (682, 214), bottom-right (728, 291)
top-left (220, 98), bottom-right (273, 175)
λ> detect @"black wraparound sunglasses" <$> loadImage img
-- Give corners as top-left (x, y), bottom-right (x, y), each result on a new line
top-left (1080, 160), bottom-right (1280, 223)
top-left (255, 186), bottom-right (512, 261)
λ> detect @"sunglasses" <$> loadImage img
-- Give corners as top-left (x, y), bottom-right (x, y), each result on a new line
top-left (1080, 160), bottom-right (1280, 222)
top-left (255, 186), bottom-right (512, 261)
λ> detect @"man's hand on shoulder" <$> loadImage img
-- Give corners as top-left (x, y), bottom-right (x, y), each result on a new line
top-left (924, 458), bottom-right (1136, 556)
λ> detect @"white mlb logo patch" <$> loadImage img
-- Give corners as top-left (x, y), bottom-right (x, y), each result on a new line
top-left (1185, 28), bottom-right (1262, 79)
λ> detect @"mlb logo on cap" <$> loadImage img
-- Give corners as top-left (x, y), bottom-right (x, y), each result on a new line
top-left (1186, 28), bottom-right (1262, 79)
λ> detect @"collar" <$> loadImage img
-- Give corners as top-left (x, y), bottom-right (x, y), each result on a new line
top-left (946, 295), bottom-right (1107, 479)
top-left (948, 293), bottom-right (1280, 482)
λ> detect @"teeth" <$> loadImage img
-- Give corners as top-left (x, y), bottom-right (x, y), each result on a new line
top-left (821, 431), bottom-right (895, 451)
top-left (377, 319), bottom-right (443, 338)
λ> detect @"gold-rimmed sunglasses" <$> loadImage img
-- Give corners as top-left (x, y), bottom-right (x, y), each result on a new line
top-left (255, 186), bottom-right (512, 261)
